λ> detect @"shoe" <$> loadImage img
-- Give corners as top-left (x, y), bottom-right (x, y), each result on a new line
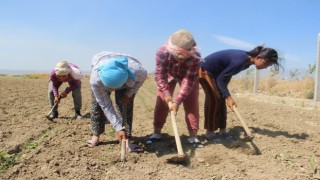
top-left (75, 111), bottom-right (83, 120)
top-left (49, 111), bottom-right (58, 120)
top-left (187, 137), bottom-right (204, 148)
top-left (218, 133), bottom-right (233, 140)
top-left (146, 134), bottom-right (161, 145)
top-left (205, 133), bottom-right (221, 142)
top-left (87, 140), bottom-right (99, 147)
top-left (128, 143), bottom-right (144, 153)
top-left (75, 114), bottom-right (83, 120)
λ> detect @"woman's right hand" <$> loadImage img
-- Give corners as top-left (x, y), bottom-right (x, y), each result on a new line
top-left (164, 96), bottom-right (172, 103)
top-left (54, 96), bottom-right (60, 104)
top-left (168, 102), bottom-right (179, 115)
top-left (226, 96), bottom-right (236, 111)
top-left (116, 130), bottom-right (127, 142)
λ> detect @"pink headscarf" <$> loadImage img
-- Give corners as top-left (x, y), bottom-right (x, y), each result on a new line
top-left (164, 37), bottom-right (201, 59)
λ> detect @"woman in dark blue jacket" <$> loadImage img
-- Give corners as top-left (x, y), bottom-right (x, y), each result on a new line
top-left (199, 46), bottom-right (281, 140)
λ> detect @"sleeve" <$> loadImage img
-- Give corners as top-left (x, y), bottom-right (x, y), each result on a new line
top-left (215, 58), bottom-right (248, 98)
top-left (154, 49), bottom-right (171, 97)
top-left (125, 68), bottom-right (148, 97)
top-left (50, 72), bottom-right (62, 97)
top-left (215, 61), bottom-right (237, 98)
top-left (173, 59), bottom-right (199, 104)
top-left (91, 83), bottom-right (124, 132)
top-left (216, 73), bottom-right (232, 98)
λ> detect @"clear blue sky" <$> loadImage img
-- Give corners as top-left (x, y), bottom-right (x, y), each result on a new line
top-left (0, 0), bottom-right (319, 74)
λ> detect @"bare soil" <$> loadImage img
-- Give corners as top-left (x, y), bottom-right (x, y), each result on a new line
top-left (0, 76), bottom-right (319, 180)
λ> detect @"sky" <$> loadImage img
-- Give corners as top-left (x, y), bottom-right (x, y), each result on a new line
top-left (0, 0), bottom-right (319, 75)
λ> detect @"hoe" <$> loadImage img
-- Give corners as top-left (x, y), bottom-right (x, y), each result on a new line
top-left (233, 105), bottom-right (254, 142)
top-left (166, 102), bottom-right (188, 164)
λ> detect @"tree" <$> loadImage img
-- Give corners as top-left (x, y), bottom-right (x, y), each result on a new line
top-left (289, 69), bottom-right (300, 80)
top-left (304, 63), bottom-right (316, 78)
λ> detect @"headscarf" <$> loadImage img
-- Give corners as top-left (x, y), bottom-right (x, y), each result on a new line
top-left (97, 57), bottom-right (135, 88)
top-left (54, 61), bottom-right (71, 75)
top-left (164, 29), bottom-right (201, 59)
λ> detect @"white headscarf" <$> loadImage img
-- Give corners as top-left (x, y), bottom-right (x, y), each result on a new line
top-left (54, 61), bottom-right (71, 75)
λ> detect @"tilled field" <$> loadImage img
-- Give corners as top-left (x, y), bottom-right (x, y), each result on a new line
top-left (0, 76), bottom-right (319, 179)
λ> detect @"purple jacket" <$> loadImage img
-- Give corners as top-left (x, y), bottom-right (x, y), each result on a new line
top-left (49, 63), bottom-right (81, 97)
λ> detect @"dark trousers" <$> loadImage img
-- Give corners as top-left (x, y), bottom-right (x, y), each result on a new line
top-left (198, 68), bottom-right (227, 131)
top-left (48, 81), bottom-right (82, 112)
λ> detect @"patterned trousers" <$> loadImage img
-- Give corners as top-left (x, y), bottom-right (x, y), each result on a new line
top-left (90, 89), bottom-right (135, 137)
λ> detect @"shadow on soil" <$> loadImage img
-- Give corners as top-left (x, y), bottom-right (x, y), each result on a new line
top-left (251, 127), bottom-right (309, 139)
top-left (129, 133), bottom-right (204, 166)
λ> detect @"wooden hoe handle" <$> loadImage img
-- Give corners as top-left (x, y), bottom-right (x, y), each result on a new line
top-left (233, 106), bottom-right (253, 137)
top-left (120, 103), bottom-right (128, 162)
top-left (168, 102), bottom-right (184, 156)
top-left (46, 96), bottom-right (62, 117)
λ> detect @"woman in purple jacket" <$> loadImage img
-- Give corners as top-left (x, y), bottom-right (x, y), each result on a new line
top-left (199, 46), bottom-right (281, 141)
top-left (48, 61), bottom-right (83, 120)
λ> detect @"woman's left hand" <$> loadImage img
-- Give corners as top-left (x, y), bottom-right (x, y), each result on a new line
top-left (168, 102), bottom-right (179, 115)
top-left (60, 92), bottom-right (67, 98)
top-left (116, 130), bottom-right (127, 142)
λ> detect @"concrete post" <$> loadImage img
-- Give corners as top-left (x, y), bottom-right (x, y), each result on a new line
top-left (314, 33), bottom-right (320, 102)
top-left (253, 69), bottom-right (260, 96)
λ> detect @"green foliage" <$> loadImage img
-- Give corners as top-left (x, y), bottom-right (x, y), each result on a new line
top-left (108, 128), bottom-right (116, 137)
top-left (309, 155), bottom-right (318, 178)
top-left (275, 151), bottom-right (294, 167)
top-left (101, 154), bottom-right (112, 161)
top-left (211, 174), bottom-right (223, 180)
top-left (289, 69), bottom-right (300, 80)
top-left (268, 68), bottom-right (278, 77)
top-left (305, 89), bottom-right (314, 99)
top-left (0, 152), bottom-right (16, 172)
top-left (39, 128), bottom-right (52, 139)
top-left (26, 140), bottom-right (38, 150)
top-left (245, 69), bottom-right (254, 90)
top-left (185, 148), bottom-right (192, 156)
top-left (101, 153), bottom-right (117, 165)
top-left (305, 63), bottom-right (316, 78)
top-left (137, 92), bottom-right (153, 112)
top-left (245, 69), bottom-right (253, 91)
top-left (0, 128), bottom-right (52, 173)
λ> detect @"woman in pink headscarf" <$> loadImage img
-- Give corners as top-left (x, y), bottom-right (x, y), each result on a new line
top-left (147, 29), bottom-right (203, 147)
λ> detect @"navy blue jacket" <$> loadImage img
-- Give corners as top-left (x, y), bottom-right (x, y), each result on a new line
top-left (200, 49), bottom-right (252, 98)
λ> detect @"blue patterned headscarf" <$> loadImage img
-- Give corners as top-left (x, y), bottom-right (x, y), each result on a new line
top-left (97, 57), bottom-right (135, 88)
